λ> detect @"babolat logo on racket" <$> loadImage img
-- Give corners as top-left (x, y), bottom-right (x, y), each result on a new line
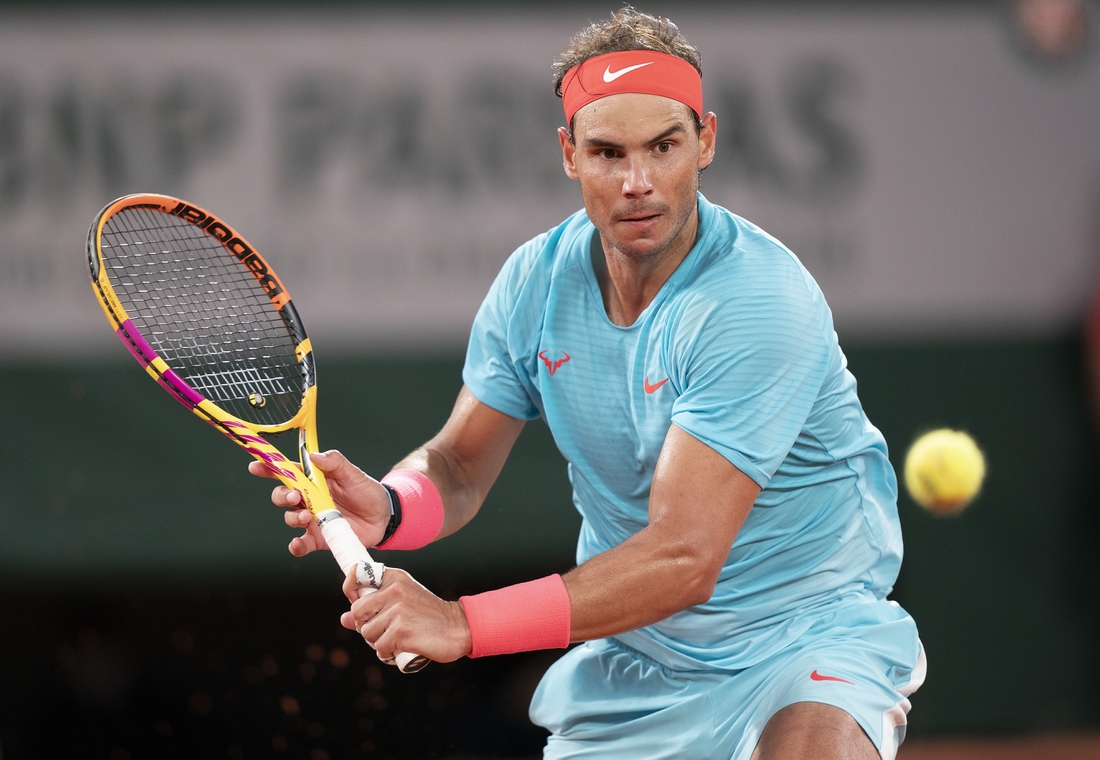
top-left (167, 201), bottom-right (290, 309)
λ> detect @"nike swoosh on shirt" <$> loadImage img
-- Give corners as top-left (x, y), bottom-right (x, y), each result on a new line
top-left (810, 670), bottom-right (854, 685)
top-left (603, 62), bottom-right (654, 82)
top-left (644, 377), bottom-right (670, 394)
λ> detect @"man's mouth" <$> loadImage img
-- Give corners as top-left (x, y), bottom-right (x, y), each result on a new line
top-left (615, 208), bottom-right (665, 225)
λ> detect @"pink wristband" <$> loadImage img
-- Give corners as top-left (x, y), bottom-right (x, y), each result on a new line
top-left (377, 469), bottom-right (444, 550)
top-left (459, 575), bottom-right (571, 658)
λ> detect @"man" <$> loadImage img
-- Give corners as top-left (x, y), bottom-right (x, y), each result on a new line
top-left (252, 7), bottom-right (924, 759)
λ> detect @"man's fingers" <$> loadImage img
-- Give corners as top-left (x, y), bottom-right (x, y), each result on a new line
top-left (308, 450), bottom-right (372, 487)
top-left (342, 565), bottom-right (359, 602)
top-left (288, 532), bottom-right (319, 557)
top-left (308, 449), bottom-right (345, 473)
top-left (249, 459), bottom-right (305, 479)
top-left (271, 485), bottom-right (302, 508)
top-left (247, 460), bottom-right (273, 478)
top-left (283, 508), bottom-right (313, 529)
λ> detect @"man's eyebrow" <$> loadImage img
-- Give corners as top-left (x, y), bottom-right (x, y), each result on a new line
top-left (647, 124), bottom-right (687, 143)
top-left (581, 123), bottom-right (687, 150)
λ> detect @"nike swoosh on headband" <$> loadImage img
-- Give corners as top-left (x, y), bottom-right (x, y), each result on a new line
top-left (603, 61), bottom-right (655, 82)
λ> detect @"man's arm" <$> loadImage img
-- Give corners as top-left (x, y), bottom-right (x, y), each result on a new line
top-left (253, 385), bottom-right (526, 554)
top-left (562, 423), bottom-right (759, 639)
top-left (389, 385), bottom-right (526, 540)
top-left (345, 418), bottom-right (759, 663)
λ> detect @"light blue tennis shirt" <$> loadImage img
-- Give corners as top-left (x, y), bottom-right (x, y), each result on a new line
top-left (463, 194), bottom-right (903, 671)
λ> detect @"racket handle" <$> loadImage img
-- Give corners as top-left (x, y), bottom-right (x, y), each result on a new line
top-left (316, 509), bottom-right (430, 673)
top-left (392, 650), bottom-right (429, 672)
top-left (317, 508), bottom-right (374, 570)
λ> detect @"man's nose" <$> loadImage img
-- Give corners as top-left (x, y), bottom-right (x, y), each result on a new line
top-left (621, 156), bottom-right (654, 197)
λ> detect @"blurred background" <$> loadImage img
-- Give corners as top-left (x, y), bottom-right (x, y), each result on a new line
top-left (2, 0), bottom-right (1099, 757)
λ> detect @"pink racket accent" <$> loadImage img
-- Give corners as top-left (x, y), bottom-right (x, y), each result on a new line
top-left (160, 368), bottom-right (206, 407)
top-left (116, 319), bottom-right (157, 368)
top-left (118, 319), bottom-right (207, 409)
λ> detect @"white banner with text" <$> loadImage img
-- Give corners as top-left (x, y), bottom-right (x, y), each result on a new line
top-left (2, 6), bottom-right (1099, 357)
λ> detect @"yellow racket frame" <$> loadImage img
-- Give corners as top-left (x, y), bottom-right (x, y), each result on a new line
top-left (88, 193), bottom-right (333, 519)
top-left (87, 193), bottom-right (429, 673)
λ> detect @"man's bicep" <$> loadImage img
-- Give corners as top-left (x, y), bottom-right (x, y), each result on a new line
top-left (649, 424), bottom-right (760, 574)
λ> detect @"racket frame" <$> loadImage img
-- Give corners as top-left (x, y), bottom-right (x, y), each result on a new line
top-left (88, 193), bottom-right (428, 673)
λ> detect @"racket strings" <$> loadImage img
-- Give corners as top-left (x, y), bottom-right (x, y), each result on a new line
top-left (99, 207), bottom-right (303, 426)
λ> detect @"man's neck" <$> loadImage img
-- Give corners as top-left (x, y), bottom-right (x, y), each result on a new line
top-left (594, 211), bottom-right (699, 327)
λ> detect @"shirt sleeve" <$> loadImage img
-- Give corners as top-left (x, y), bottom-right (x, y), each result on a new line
top-left (462, 236), bottom-right (546, 421)
top-left (668, 254), bottom-right (833, 488)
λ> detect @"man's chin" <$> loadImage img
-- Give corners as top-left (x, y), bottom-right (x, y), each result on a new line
top-left (607, 235), bottom-right (669, 260)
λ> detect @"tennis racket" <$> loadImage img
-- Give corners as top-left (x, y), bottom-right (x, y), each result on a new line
top-left (87, 193), bottom-right (428, 673)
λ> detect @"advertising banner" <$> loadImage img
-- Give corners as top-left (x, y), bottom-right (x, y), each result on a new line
top-left (2, 6), bottom-right (1098, 357)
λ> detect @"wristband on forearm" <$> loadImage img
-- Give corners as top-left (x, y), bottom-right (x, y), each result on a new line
top-left (459, 574), bottom-right (572, 657)
top-left (375, 469), bottom-right (444, 550)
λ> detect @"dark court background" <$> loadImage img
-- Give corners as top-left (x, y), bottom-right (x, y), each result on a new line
top-left (2, 1), bottom-right (1100, 758)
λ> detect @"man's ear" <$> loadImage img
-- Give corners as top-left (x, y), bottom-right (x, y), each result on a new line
top-left (697, 111), bottom-right (718, 171)
top-left (559, 126), bottom-right (580, 180)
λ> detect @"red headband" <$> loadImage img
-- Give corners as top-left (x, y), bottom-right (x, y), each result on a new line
top-left (560, 50), bottom-right (703, 124)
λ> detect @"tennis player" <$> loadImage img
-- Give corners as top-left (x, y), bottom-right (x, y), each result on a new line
top-left (254, 7), bottom-right (924, 758)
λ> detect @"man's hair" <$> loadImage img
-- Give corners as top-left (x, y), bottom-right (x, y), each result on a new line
top-left (553, 6), bottom-right (702, 97)
top-left (553, 6), bottom-right (703, 136)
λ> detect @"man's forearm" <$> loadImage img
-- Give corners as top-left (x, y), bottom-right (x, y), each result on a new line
top-left (390, 443), bottom-right (484, 540)
top-left (386, 386), bottom-right (526, 542)
top-left (561, 522), bottom-right (727, 641)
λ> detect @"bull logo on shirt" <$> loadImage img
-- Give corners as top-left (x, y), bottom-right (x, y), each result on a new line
top-left (538, 350), bottom-right (571, 376)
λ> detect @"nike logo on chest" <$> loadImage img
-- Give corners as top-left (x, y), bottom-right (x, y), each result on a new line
top-left (644, 376), bottom-right (670, 394)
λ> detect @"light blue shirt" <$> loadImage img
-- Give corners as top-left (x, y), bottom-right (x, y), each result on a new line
top-left (463, 194), bottom-right (903, 671)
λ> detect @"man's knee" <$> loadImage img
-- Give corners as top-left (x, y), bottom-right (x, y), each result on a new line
top-left (751, 701), bottom-right (879, 760)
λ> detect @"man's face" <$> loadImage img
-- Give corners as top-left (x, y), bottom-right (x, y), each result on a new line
top-left (559, 93), bottom-right (716, 262)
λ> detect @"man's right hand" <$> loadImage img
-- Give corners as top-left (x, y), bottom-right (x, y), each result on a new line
top-left (247, 449), bottom-right (392, 556)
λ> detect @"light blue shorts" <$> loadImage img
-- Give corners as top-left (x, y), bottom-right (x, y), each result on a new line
top-left (530, 599), bottom-right (925, 760)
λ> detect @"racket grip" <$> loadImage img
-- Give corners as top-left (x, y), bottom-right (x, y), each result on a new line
top-left (315, 509), bottom-right (430, 674)
top-left (316, 508), bottom-right (373, 571)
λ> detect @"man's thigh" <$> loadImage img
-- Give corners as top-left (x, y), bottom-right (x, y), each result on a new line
top-left (720, 600), bottom-right (925, 760)
top-left (750, 702), bottom-right (880, 760)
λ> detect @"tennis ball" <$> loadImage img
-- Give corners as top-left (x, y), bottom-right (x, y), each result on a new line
top-left (903, 428), bottom-right (986, 514)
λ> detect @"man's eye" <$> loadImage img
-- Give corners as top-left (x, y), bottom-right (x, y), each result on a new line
top-left (656, 142), bottom-right (672, 153)
top-left (599, 149), bottom-right (617, 159)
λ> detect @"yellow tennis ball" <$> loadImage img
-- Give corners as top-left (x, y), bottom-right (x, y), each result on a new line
top-left (903, 429), bottom-right (986, 514)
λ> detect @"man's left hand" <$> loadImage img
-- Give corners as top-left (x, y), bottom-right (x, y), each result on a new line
top-left (341, 565), bottom-right (473, 665)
